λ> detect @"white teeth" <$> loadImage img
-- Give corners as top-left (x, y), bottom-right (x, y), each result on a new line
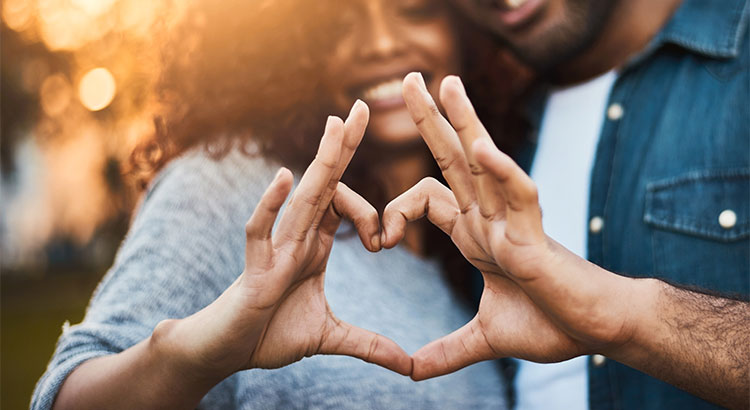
top-left (505, 0), bottom-right (528, 9)
top-left (361, 78), bottom-right (403, 102)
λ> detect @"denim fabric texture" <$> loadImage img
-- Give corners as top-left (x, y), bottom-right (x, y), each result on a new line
top-left (513, 0), bottom-right (750, 408)
top-left (31, 150), bottom-right (509, 410)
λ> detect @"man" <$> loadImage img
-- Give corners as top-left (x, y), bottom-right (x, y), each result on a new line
top-left (381, 0), bottom-right (749, 408)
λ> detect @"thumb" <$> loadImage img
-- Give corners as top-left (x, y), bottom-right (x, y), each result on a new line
top-left (318, 319), bottom-right (413, 376)
top-left (411, 317), bottom-right (496, 381)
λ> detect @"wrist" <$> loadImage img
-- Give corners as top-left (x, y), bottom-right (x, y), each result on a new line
top-left (601, 277), bottom-right (663, 362)
top-left (149, 317), bottom-right (229, 391)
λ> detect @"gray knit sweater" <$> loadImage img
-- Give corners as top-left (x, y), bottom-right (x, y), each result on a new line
top-left (31, 148), bottom-right (508, 409)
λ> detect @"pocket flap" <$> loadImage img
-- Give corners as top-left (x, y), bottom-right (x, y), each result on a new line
top-left (644, 169), bottom-right (749, 242)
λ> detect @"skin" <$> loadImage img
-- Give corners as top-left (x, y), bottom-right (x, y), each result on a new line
top-left (327, 0), bottom-right (459, 145)
top-left (52, 1), bottom-right (457, 407)
top-left (451, 0), bottom-right (684, 83)
top-left (377, 72), bottom-right (749, 409)
top-left (54, 102), bottom-right (413, 410)
top-left (325, 0), bottom-right (460, 250)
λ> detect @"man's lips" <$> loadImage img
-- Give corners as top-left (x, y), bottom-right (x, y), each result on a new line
top-left (481, 0), bottom-right (546, 29)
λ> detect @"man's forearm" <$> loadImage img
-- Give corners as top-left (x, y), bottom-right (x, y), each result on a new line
top-left (610, 278), bottom-right (749, 409)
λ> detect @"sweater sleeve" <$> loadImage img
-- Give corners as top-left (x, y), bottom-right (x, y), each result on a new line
top-left (30, 149), bottom-right (279, 410)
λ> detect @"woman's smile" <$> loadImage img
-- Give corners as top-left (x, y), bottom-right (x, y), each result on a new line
top-left (326, 0), bottom-right (459, 145)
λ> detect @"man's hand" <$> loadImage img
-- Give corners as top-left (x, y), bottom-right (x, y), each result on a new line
top-left (380, 73), bottom-right (749, 409)
top-left (381, 73), bottom-right (637, 380)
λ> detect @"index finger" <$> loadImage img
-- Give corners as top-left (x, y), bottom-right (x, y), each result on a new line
top-left (312, 100), bottom-right (369, 227)
top-left (402, 72), bottom-right (477, 212)
top-left (277, 115), bottom-right (345, 242)
top-left (440, 76), bottom-right (506, 219)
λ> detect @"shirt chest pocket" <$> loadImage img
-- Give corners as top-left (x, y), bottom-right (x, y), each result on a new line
top-left (643, 169), bottom-right (749, 293)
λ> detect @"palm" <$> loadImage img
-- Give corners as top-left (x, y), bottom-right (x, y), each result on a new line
top-left (182, 103), bottom-right (411, 381)
top-left (244, 227), bottom-right (338, 369)
top-left (385, 73), bottom-right (609, 380)
top-left (248, 271), bottom-right (332, 368)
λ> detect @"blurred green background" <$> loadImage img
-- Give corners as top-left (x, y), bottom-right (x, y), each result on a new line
top-left (2, 269), bottom-right (103, 409)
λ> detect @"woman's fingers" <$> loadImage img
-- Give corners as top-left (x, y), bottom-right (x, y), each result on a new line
top-left (472, 139), bottom-right (545, 243)
top-left (381, 177), bottom-right (459, 249)
top-left (402, 72), bottom-right (477, 212)
top-left (319, 319), bottom-right (413, 377)
top-left (439, 76), bottom-right (506, 220)
top-left (410, 317), bottom-right (496, 381)
top-left (313, 100), bottom-right (370, 226)
top-left (245, 168), bottom-right (294, 243)
top-left (277, 116), bottom-right (345, 242)
top-left (329, 183), bottom-right (381, 252)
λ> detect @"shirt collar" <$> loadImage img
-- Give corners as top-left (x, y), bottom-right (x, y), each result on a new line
top-left (649, 0), bottom-right (749, 60)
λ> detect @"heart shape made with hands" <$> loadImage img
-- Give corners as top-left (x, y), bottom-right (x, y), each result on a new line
top-left (223, 72), bottom-right (623, 384)
top-left (330, 72), bottom-right (622, 380)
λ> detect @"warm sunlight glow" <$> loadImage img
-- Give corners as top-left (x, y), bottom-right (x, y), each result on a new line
top-left (78, 68), bottom-right (116, 111)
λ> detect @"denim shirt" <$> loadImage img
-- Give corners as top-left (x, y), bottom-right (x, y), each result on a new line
top-left (514, 0), bottom-right (750, 408)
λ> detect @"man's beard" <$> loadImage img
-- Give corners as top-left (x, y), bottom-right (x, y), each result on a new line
top-left (502, 0), bottom-right (619, 74)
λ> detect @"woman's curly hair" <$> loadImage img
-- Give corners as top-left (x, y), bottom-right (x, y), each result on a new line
top-left (131, 0), bottom-right (533, 301)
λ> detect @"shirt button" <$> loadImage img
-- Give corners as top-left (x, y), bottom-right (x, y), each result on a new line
top-left (592, 354), bottom-right (607, 367)
top-left (589, 216), bottom-right (604, 234)
top-left (607, 103), bottom-right (624, 120)
top-left (718, 209), bottom-right (737, 229)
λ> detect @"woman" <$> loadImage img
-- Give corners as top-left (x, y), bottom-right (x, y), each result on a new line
top-left (32, 0), bottom-right (529, 409)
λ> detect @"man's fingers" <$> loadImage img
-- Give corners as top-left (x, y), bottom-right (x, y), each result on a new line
top-left (278, 116), bottom-right (344, 241)
top-left (320, 320), bottom-right (413, 377)
top-left (473, 139), bottom-right (544, 242)
top-left (440, 76), bottom-right (505, 219)
top-left (402, 72), bottom-right (477, 211)
top-left (313, 100), bottom-right (370, 226)
top-left (410, 317), bottom-right (496, 381)
top-left (330, 183), bottom-right (381, 252)
top-left (245, 167), bottom-right (294, 242)
top-left (381, 177), bottom-right (459, 249)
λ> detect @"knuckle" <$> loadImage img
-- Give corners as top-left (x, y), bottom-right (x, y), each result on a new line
top-left (300, 192), bottom-right (323, 207)
top-left (469, 163), bottom-right (486, 176)
top-left (427, 103), bottom-right (442, 118)
top-left (314, 154), bottom-right (338, 171)
top-left (434, 154), bottom-right (457, 173)
top-left (365, 336), bottom-right (380, 362)
top-left (521, 181), bottom-right (539, 203)
top-left (418, 176), bottom-right (439, 189)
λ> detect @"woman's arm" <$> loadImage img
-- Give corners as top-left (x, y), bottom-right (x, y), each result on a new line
top-left (51, 102), bottom-right (411, 410)
top-left (52, 321), bottom-right (221, 410)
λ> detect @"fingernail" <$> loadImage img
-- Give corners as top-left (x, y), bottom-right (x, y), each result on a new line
top-left (416, 72), bottom-right (427, 89)
top-left (452, 75), bottom-right (467, 96)
top-left (325, 115), bottom-right (335, 131)
top-left (370, 233), bottom-right (381, 251)
top-left (274, 167), bottom-right (286, 180)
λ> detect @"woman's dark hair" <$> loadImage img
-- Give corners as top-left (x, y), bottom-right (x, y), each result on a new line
top-left (131, 0), bottom-right (533, 302)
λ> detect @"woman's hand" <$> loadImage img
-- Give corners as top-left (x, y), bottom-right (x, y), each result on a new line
top-left (160, 100), bottom-right (412, 384)
top-left (381, 73), bottom-right (640, 380)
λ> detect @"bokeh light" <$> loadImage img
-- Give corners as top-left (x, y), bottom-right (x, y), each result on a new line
top-left (40, 73), bottom-right (72, 117)
top-left (78, 68), bottom-right (116, 111)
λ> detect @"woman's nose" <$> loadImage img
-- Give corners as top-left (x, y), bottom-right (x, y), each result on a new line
top-left (355, 5), bottom-right (405, 59)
